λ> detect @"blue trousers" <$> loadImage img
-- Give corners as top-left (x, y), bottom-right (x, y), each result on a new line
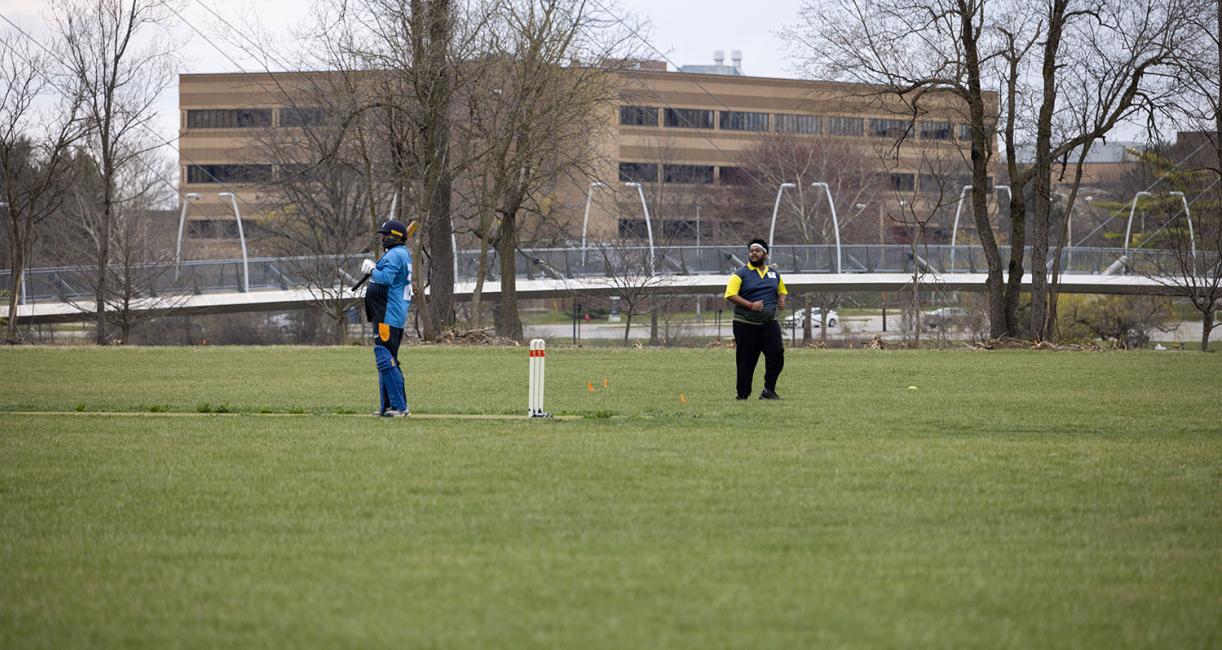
top-left (374, 323), bottom-right (407, 412)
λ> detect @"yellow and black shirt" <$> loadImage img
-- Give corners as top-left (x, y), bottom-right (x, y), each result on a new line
top-left (724, 263), bottom-right (788, 324)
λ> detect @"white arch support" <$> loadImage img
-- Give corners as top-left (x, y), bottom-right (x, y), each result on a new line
top-left (810, 182), bottom-right (842, 273)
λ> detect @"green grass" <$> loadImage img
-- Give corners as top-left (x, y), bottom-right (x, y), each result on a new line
top-left (1, 346), bottom-right (1220, 648)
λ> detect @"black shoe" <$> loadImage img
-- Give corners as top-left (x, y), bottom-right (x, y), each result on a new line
top-left (759, 389), bottom-right (782, 400)
top-left (735, 394), bottom-right (749, 400)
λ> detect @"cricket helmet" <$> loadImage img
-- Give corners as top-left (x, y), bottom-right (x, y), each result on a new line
top-left (378, 219), bottom-right (409, 249)
top-left (378, 219), bottom-right (408, 240)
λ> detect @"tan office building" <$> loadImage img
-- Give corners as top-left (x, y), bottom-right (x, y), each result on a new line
top-left (177, 58), bottom-right (996, 253)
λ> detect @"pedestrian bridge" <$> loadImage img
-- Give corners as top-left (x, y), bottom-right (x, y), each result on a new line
top-left (1, 244), bottom-right (1189, 324)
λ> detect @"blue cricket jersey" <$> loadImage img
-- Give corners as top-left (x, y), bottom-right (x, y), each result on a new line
top-left (369, 245), bottom-right (412, 328)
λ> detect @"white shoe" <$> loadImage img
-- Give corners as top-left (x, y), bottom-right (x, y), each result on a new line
top-left (383, 409), bottom-right (410, 417)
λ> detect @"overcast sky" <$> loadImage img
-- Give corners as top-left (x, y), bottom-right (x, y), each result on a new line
top-left (1, 0), bottom-right (807, 161)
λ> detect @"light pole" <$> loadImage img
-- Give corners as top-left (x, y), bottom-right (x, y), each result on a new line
top-left (767, 182), bottom-right (796, 251)
top-left (174, 192), bottom-right (200, 279)
top-left (1107, 190), bottom-right (1154, 275)
top-left (580, 181), bottom-right (605, 266)
top-left (624, 181), bottom-right (655, 275)
top-left (1168, 191), bottom-right (1197, 274)
top-left (1123, 191), bottom-right (1153, 257)
top-left (810, 182), bottom-right (842, 273)
top-left (950, 184), bottom-right (1010, 271)
top-left (217, 192), bottom-right (250, 293)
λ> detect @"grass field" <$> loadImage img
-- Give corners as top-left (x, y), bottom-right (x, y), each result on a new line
top-left (1, 346), bottom-right (1220, 648)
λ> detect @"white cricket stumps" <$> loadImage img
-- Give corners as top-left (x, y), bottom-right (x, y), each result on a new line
top-left (528, 338), bottom-right (551, 418)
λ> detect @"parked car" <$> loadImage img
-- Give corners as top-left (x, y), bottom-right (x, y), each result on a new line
top-left (924, 307), bottom-right (968, 329)
top-left (783, 307), bottom-right (838, 328)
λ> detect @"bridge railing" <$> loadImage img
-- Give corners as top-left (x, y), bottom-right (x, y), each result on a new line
top-left (2, 245), bottom-right (1185, 303)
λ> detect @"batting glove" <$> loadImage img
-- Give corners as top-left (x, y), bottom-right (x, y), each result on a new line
top-left (360, 259), bottom-right (376, 274)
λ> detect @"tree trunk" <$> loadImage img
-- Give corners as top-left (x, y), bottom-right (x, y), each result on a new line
top-left (470, 232), bottom-right (491, 329)
top-left (1029, 173), bottom-right (1051, 341)
top-left (622, 311), bottom-right (633, 347)
top-left (411, 232), bottom-right (435, 341)
top-left (1028, 0), bottom-right (1067, 341)
top-left (95, 196), bottom-right (111, 345)
top-left (802, 295), bottom-right (812, 342)
top-left (1045, 152), bottom-right (1090, 341)
top-left (649, 305), bottom-right (658, 345)
top-left (422, 0), bottom-right (455, 334)
top-left (1004, 195), bottom-right (1027, 337)
top-left (5, 235), bottom-right (23, 341)
top-left (960, 6), bottom-right (1005, 339)
top-left (495, 210), bottom-right (522, 341)
top-left (335, 312), bottom-right (348, 345)
top-left (427, 168), bottom-right (455, 333)
top-left (1202, 309), bottom-right (1214, 352)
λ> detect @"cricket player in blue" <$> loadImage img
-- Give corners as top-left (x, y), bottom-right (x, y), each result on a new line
top-left (361, 219), bottom-right (414, 416)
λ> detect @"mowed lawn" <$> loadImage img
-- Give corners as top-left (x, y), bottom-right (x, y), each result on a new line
top-left (1, 346), bottom-right (1219, 649)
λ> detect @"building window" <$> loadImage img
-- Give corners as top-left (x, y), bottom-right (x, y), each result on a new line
top-left (889, 173), bottom-right (915, 191)
top-left (618, 162), bottom-right (658, 183)
top-left (920, 121), bottom-right (952, 140)
top-left (664, 108), bottom-right (714, 129)
top-left (281, 106), bottom-right (326, 128)
top-left (188, 219), bottom-right (239, 239)
top-left (719, 111), bottom-right (769, 132)
top-left (663, 164), bottom-right (714, 184)
top-left (775, 113), bottom-right (821, 134)
top-left (824, 116), bottom-right (863, 136)
top-left (719, 166), bottom-right (750, 185)
top-left (619, 106), bottom-right (659, 126)
top-left (618, 219), bottom-right (651, 238)
top-left (186, 164), bottom-right (273, 184)
top-left (870, 119), bottom-right (912, 139)
top-left (958, 124), bottom-right (972, 140)
top-left (186, 109), bottom-right (273, 129)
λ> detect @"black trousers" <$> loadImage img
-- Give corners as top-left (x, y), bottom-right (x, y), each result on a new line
top-left (733, 319), bottom-right (784, 398)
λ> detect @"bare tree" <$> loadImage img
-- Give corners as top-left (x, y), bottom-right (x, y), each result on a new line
top-left (54, 147), bottom-right (185, 344)
top-left (1149, 0), bottom-right (1221, 351)
top-left (995, 0), bottom-right (1200, 340)
top-left (789, 0), bottom-right (1201, 341)
top-left (592, 236), bottom-right (667, 346)
top-left (786, 0), bottom-right (1006, 337)
top-left (455, 0), bottom-right (634, 340)
top-left (252, 93), bottom-right (388, 343)
top-left (1153, 202), bottom-right (1222, 351)
top-left (55, 0), bottom-right (175, 344)
top-left (890, 151), bottom-right (960, 345)
top-left (1129, 148), bottom-right (1222, 351)
top-left (0, 33), bottom-right (84, 341)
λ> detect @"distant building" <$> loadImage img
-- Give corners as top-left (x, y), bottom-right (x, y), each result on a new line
top-left (1013, 140), bottom-right (1145, 188)
top-left (177, 54), bottom-right (997, 253)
